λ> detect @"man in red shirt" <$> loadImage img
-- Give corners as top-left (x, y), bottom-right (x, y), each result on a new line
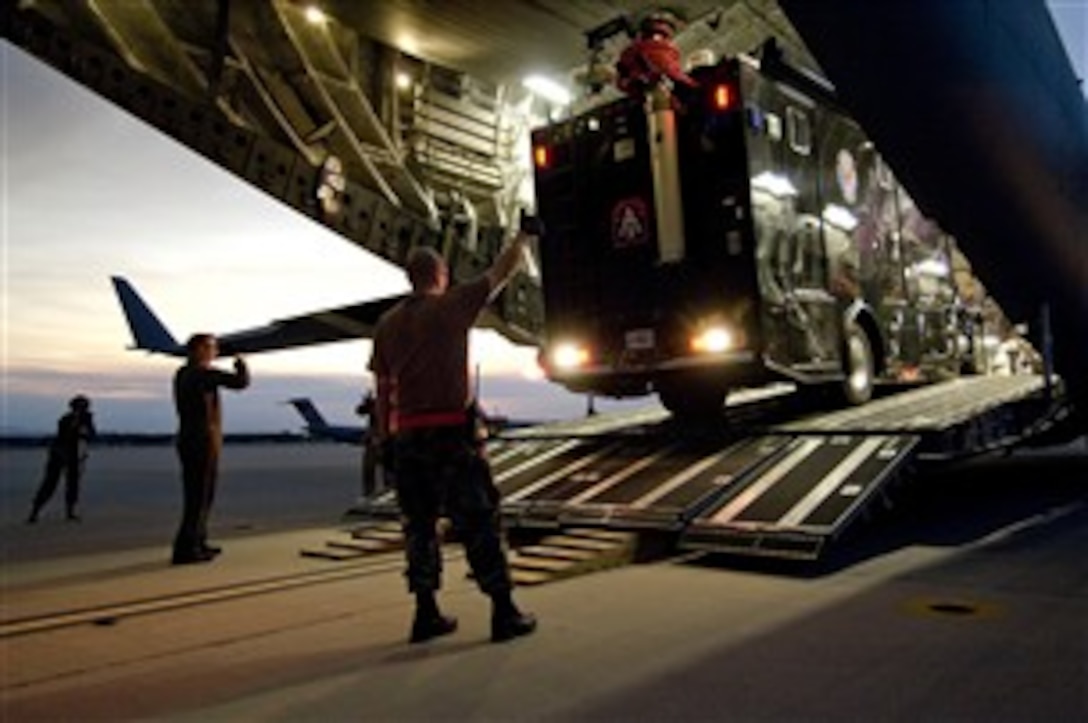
top-left (369, 234), bottom-right (537, 644)
top-left (616, 11), bottom-right (697, 97)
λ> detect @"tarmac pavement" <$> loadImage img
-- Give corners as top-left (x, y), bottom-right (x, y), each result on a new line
top-left (1, 441), bottom-right (1085, 721)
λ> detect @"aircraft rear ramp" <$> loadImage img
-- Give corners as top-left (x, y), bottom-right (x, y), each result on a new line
top-left (679, 434), bottom-right (918, 559)
top-left (351, 375), bottom-right (1059, 561)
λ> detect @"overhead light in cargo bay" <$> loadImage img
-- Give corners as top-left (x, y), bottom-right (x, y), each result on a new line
top-left (303, 5), bottom-right (327, 25)
top-left (914, 257), bottom-right (951, 277)
top-left (822, 203), bottom-right (859, 232)
top-left (395, 71), bottom-right (413, 91)
top-left (751, 171), bottom-right (798, 199)
top-left (523, 74), bottom-right (572, 106)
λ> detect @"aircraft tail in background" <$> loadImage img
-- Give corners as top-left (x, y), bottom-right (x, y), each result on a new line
top-left (111, 276), bottom-right (184, 355)
top-left (287, 398), bottom-right (329, 430)
top-left (286, 398), bottom-right (365, 445)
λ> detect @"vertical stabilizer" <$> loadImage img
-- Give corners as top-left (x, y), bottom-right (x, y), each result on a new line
top-left (110, 277), bottom-right (183, 355)
top-left (287, 398), bottom-right (329, 430)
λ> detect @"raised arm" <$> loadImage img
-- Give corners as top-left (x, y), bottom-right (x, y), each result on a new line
top-left (221, 357), bottom-right (251, 390)
top-left (484, 231), bottom-right (534, 297)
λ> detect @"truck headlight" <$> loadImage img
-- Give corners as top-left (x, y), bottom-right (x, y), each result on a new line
top-left (690, 326), bottom-right (733, 354)
top-left (551, 342), bottom-right (590, 370)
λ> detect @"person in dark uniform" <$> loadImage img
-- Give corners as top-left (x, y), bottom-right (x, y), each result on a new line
top-left (355, 391), bottom-right (380, 497)
top-left (27, 395), bottom-right (96, 523)
top-left (369, 234), bottom-right (537, 644)
top-left (172, 333), bottom-right (250, 565)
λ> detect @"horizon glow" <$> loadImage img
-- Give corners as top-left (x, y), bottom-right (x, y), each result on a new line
top-left (1, 47), bottom-right (618, 434)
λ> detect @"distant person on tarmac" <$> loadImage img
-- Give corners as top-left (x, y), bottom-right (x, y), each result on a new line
top-left (369, 234), bottom-right (538, 644)
top-left (27, 395), bottom-right (96, 523)
top-left (172, 334), bottom-right (250, 565)
top-left (356, 391), bottom-right (380, 497)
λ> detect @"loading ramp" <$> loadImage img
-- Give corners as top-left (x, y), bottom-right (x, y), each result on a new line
top-left (679, 434), bottom-right (918, 559)
top-left (347, 375), bottom-right (1060, 561)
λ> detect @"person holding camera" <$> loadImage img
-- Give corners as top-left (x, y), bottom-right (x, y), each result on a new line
top-left (369, 230), bottom-right (538, 644)
top-left (27, 395), bottom-right (96, 523)
top-left (172, 334), bottom-right (250, 565)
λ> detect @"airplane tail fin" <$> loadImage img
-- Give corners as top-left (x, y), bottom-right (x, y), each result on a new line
top-left (287, 398), bottom-right (329, 430)
top-left (110, 277), bottom-right (183, 355)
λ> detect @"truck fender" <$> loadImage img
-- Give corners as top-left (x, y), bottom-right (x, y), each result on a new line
top-left (843, 300), bottom-right (886, 375)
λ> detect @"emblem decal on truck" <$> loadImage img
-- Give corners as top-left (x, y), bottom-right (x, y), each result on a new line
top-left (612, 197), bottom-right (650, 248)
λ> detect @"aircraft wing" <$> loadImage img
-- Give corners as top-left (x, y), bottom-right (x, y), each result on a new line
top-left (215, 296), bottom-right (405, 356)
top-left (112, 276), bottom-right (403, 357)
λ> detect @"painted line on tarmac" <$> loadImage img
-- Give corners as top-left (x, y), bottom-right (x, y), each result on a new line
top-left (0, 552), bottom-right (445, 639)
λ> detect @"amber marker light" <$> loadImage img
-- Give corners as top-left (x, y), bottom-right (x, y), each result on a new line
top-left (712, 84), bottom-right (735, 111)
top-left (533, 145), bottom-right (551, 169)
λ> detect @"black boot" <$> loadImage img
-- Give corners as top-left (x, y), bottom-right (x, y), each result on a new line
top-left (409, 591), bottom-right (458, 644)
top-left (490, 590), bottom-right (537, 643)
top-left (172, 548), bottom-right (215, 565)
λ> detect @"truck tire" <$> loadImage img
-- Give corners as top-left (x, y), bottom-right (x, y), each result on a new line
top-left (841, 321), bottom-right (875, 406)
top-left (658, 379), bottom-right (727, 419)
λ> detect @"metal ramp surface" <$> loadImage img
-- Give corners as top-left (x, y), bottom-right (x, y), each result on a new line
top-left (509, 436), bottom-right (790, 529)
top-left (346, 375), bottom-right (1056, 561)
top-left (344, 436), bottom-right (600, 521)
top-left (344, 384), bottom-right (799, 521)
top-left (679, 434), bottom-right (918, 559)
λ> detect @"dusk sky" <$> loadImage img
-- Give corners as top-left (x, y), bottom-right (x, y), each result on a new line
top-left (0, 45), bottom-right (585, 434)
top-left (2, 4), bottom-right (1085, 434)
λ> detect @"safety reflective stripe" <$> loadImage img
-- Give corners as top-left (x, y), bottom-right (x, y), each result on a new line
top-left (504, 444), bottom-right (620, 503)
top-left (709, 438), bottom-right (823, 524)
top-left (776, 436), bottom-right (886, 527)
top-left (630, 449), bottom-right (734, 509)
top-left (566, 445), bottom-right (678, 506)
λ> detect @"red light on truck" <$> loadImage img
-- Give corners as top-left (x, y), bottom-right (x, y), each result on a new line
top-left (712, 84), bottom-right (734, 111)
top-left (533, 145), bottom-right (551, 169)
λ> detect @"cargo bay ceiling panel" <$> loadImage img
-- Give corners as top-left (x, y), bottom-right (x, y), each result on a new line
top-left (2, 0), bottom-right (807, 346)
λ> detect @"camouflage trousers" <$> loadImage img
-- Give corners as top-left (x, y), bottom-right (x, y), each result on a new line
top-left (393, 428), bottom-right (511, 596)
